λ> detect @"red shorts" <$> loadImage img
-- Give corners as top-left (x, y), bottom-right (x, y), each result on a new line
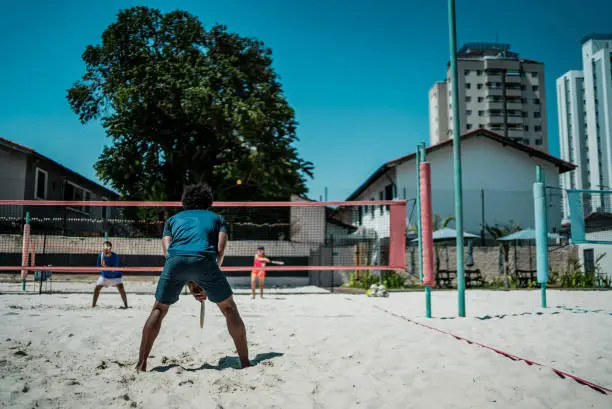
top-left (251, 270), bottom-right (265, 278)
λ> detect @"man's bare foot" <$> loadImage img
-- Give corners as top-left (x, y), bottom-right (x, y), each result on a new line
top-left (240, 358), bottom-right (251, 369)
top-left (135, 362), bottom-right (147, 372)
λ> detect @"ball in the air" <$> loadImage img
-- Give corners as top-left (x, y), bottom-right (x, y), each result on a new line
top-left (236, 179), bottom-right (242, 185)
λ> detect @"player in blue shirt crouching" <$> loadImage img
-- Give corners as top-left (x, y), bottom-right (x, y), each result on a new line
top-left (92, 241), bottom-right (128, 308)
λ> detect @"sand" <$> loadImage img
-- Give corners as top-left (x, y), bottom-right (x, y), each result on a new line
top-left (1, 282), bottom-right (611, 409)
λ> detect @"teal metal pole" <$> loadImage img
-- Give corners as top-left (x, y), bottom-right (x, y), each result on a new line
top-left (416, 143), bottom-right (424, 281)
top-left (425, 285), bottom-right (432, 318)
top-left (534, 166), bottom-right (548, 308)
top-left (104, 232), bottom-right (109, 239)
top-left (22, 212), bottom-right (31, 291)
top-left (448, 0), bottom-right (466, 317)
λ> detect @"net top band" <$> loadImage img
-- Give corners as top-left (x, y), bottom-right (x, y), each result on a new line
top-left (0, 200), bottom-right (407, 207)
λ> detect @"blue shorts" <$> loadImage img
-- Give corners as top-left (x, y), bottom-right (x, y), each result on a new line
top-left (155, 255), bottom-right (233, 305)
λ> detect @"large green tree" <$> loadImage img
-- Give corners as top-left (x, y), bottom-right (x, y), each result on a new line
top-left (67, 6), bottom-right (313, 201)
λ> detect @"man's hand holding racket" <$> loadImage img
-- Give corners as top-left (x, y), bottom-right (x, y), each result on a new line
top-left (187, 282), bottom-right (207, 302)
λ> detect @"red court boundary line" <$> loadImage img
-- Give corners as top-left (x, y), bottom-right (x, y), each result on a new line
top-left (0, 265), bottom-right (404, 273)
top-left (373, 306), bottom-right (612, 395)
top-left (0, 200), bottom-right (406, 207)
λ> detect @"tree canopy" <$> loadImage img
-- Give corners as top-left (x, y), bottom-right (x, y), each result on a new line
top-left (67, 6), bottom-right (313, 201)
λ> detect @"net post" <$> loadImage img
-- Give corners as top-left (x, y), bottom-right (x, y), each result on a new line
top-left (420, 162), bottom-right (435, 318)
top-left (389, 202), bottom-right (407, 269)
top-left (21, 212), bottom-right (31, 291)
top-left (425, 285), bottom-right (432, 318)
top-left (534, 166), bottom-right (548, 308)
top-left (416, 143), bottom-right (425, 281)
top-left (330, 235), bottom-right (334, 293)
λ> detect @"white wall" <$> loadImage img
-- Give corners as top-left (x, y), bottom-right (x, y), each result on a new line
top-left (351, 168), bottom-right (395, 239)
top-left (578, 242), bottom-right (612, 279)
top-left (353, 136), bottom-right (564, 235)
top-left (0, 148), bottom-right (27, 200)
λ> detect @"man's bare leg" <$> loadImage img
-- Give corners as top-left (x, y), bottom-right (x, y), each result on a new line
top-left (116, 283), bottom-right (128, 308)
top-left (251, 275), bottom-right (256, 299)
top-left (217, 296), bottom-right (250, 368)
top-left (259, 277), bottom-right (265, 299)
top-left (136, 301), bottom-right (169, 372)
top-left (92, 285), bottom-right (103, 307)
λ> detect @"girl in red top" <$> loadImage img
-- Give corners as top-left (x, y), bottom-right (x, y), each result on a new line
top-left (251, 246), bottom-right (270, 299)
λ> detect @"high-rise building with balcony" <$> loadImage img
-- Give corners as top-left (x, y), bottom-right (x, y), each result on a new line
top-left (429, 43), bottom-right (547, 151)
top-left (557, 34), bottom-right (612, 219)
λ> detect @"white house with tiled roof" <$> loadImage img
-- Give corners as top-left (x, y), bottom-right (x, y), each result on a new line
top-left (347, 129), bottom-right (576, 240)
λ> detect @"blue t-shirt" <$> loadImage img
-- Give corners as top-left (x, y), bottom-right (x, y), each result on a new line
top-left (97, 252), bottom-right (121, 279)
top-left (163, 210), bottom-right (227, 257)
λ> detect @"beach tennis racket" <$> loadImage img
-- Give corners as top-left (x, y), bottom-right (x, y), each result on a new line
top-left (200, 301), bottom-right (205, 329)
top-left (269, 260), bottom-right (284, 265)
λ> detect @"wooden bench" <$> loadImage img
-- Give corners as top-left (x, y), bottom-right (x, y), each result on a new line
top-left (515, 270), bottom-right (537, 288)
top-left (436, 269), bottom-right (484, 289)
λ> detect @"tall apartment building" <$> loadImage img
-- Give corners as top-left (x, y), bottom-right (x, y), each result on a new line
top-left (429, 43), bottom-right (548, 151)
top-left (557, 34), bottom-right (612, 218)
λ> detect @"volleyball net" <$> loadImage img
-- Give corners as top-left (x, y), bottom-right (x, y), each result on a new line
top-left (0, 200), bottom-right (407, 279)
top-left (567, 189), bottom-right (612, 244)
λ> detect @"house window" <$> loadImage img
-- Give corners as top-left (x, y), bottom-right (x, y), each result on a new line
top-left (531, 72), bottom-right (538, 78)
top-left (402, 187), bottom-right (407, 200)
top-left (477, 97), bottom-right (484, 103)
top-left (466, 96), bottom-right (472, 102)
top-left (476, 70), bottom-right (482, 76)
top-left (532, 85), bottom-right (539, 92)
top-left (535, 138), bottom-right (543, 146)
top-left (534, 112), bottom-right (541, 118)
top-left (101, 196), bottom-right (110, 220)
top-left (478, 110), bottom-right (484, 116)
top-left (524, 125), bottom-right (529, 131)
top-left (34, 168), bottom-right (48, 200)
top-left (583, 249), bottom-right (595, 272)
top-left (466, 110), bottom-right (472, 116)
top-left (533, 98), bottom-right (541, 105)
top-left (479, 124), bottom-right (484, 128)
top-left (466, 124), bottom-right (473, 130)
top-left (534, 125), bottom-right (542, 132)
top-left (465, 83), bottom-right (471, 89)
top-left (464, 69), bottom-right (470, 75)
top-left (63, 181), bottom-right (92, 214)
top-left (370, 197), bottom-right (375, 218)
top-left (477, 84), bottom-right (483, 90)
top-left (384, 184), bottom-right (393, 211)
top-left (379, 191), bottom-right (384, 215)
top-left (357, 207), bottom-right (363, 225)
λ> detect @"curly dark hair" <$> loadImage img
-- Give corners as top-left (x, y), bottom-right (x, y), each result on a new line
top-left (181, 183), bottom-right (214, 210)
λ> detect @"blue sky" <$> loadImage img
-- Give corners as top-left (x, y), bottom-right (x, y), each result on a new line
top-left (1, 0), bottom-right (610, 200)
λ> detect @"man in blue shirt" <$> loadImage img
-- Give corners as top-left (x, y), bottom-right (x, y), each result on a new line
top-left (92, 241), bottom-right (128, 308)
top-left (136, 184), bottom-right (250, 371)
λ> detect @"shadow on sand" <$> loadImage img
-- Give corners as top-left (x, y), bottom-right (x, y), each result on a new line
top-left (151, 352), bottom-right (284, 372)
